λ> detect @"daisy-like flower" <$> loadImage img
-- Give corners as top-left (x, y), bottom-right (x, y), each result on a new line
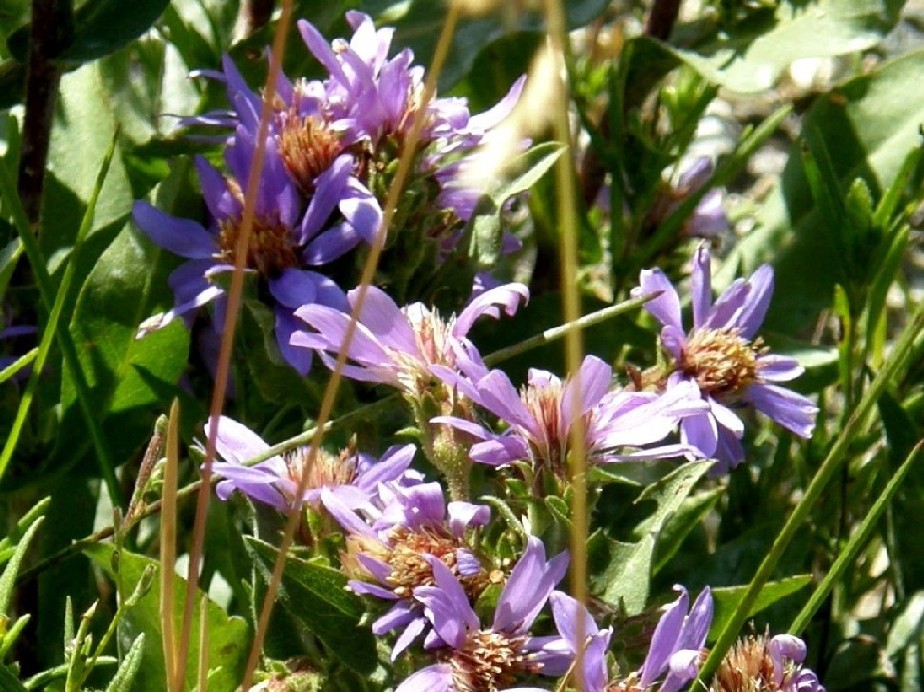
top-left (613, 585), bottom-right (713, 692)
top-left (207, 415), bottom-right (417, 513)
top-left (631, 245), bottom-right (818, 473)
top-left (396, 536), bottom-right (570, 692)
top-left (132, 135), bottom-right (379, 374)
top-left (291, 282), bottom-right (528, 397)
top-left (326, 482), bottom-right (496, 660)
top-left (433, 354), bottom-right (708, 485)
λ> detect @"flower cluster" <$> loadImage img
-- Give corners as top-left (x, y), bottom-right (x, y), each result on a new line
top-left (133, 11), bottom-right (523, 374)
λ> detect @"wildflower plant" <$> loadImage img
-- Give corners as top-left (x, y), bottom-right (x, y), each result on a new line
top-left (4, 2), bottom-right (924, 692)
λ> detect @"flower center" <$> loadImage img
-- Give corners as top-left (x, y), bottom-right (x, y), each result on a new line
top-left (283, 447), bottom-right (358, 497)
top-left (680, 327), bottom-right (763, 396)
top-left (216, 216), bottom-right (300, 277)
top-left (711, 634), bottom-right (792, 692)
top-left (279, 113), bottom-right (344, 194)
top-left (449, 631), bottom-right (537, 692)
top-left (384, 526), bottom-right (489, 598)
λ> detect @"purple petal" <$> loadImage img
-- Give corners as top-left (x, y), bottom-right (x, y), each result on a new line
top-left (634, 268), bottom-right (683, 334)
top-left (299, 154), bottom-right (352, 242)
top-left (415, 558), bottom-right (478, 649)
top-left (691, 245), bottom-right (712, 329)
top-left (447, 501), bottom-right (490, 537)
top-left (356, 444), bottom-right (416, 491)
top-left (733, 264), bottom-right (774, 339)
top-left (758, 354), bottom-right (804, 382)
top-left (269, 269), bottom-right (318, 309)
top-left (132, 202), bottom-right (216, 259)
top-left (208, 416), bottom-right (270, 464)
top-left (681, 413), bottom-right (718, 459)
top-left (745, 383), bottom-right (818, 438)
top-left (639, 586), bottom-right (689, 686)
top-left (453, 283), bottom-right (529, 337)
top-left (702, 279), bottom-right (749, 330)
top-left (339, 179), bottom-right (383, 244)
top-left (275, 307), bottom-right (312, 375)
top-left (395, 664), bottom-right (453, 692)
top-left (494, 537), bottom-right (568, 635)
top-left (353, 287), bottom-right (418, 354)
top-left (391, 615), bottom-right (427, 660)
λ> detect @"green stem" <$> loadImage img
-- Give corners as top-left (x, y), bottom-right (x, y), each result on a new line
top-left (695, 295), bottom-right (924, 683)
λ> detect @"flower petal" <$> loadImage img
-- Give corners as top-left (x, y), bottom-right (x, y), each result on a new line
top-left (132, 201), bottom-right (216, 259)
top-left (634, 268), bottom-right (683, 334)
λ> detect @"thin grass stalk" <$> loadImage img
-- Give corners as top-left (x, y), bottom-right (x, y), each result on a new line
top-left (198, 593), bottom-right (209, 692)
top-left (0, 134), bottom-right (120, 502)
top-left (542, 1), bottom-right (587, 688)
top-left (240, 5), bottom-right (463, 688)
top-left (177, 0), bottom-right (297, 683)
top-left (789, 440), bottom-right (923, 635)
top-left (161, 400), bottom-right (180, 692)
top-left (0, 346), bottom-right (37, 384)
top-left (695, 296), bottom-right (924, 683)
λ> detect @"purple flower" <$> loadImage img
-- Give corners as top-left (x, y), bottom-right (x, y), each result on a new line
top-left (631, 245), bottom-right (818, 473)
top-left (433, 354), bottom-right (708, 478)
top-left (291, 283), bottom-right (528, 397)
top-left (207, 415), bottom-right (416, 513)
top-left (397, 536), bottom-right (569, 691)
top-left (132, 138), bottom-right (378, 374)
top-left (325, 481), bottom-right (493, 660)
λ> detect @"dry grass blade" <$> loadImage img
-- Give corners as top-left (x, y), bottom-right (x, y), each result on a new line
top-left (240, 4), bottom-right (464, 689)
top-left (542, 1), bottom-right (588, 689)
top-left (161, 399), bottom-right (180, 691)
top-left (177, 0), bottom-right (297, 683)
top-left (198, 593), bottom-right (209, 692)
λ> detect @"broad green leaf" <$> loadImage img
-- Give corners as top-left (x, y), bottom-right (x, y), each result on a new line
top-left (590, 461), bottom-right (711, 614)
top-left (709, 575), bottom-right (813, 637)
top-left (7, 0), bottom-right (170, 64)
top-left (653, 488), bottom-right (721, 575)
top-left (84, 543), bottom-right (249, 691)
top-left (245, 537), bottom-right (377, 674)
top-left (53, 223), bottom-right (188, 470)
top-left (721, 49), bottom-right (924, 333)
top-left (41, 64), bottom-right (132, 276)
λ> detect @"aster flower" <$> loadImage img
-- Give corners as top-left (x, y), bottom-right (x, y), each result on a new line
top-left (397, 536), bottom-right (570, 691)
top-left (325, 481), bottom-right (495, 660)
top-left (132, 135), bottom-right (379, 374)
top-left (613, 585), bottom-right (713, 692)
top-left (670, 158), bottom-right (730, 240)
top-left (433, 354), bottom-right (708, 485)
top-left (631, 245), bottom-right (818, 473)
top-left (710, 632), bottom-right (825, 692)
top-left (207, 415), bottom-right (417, 513)
top-left (291, 282), bottom-right (528, 396)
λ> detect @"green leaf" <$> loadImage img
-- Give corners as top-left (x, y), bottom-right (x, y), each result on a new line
top-left (104, 633), bottom-right (145, 692)
top-left (590, 461), bottom-right (711, 614)
top-left (8, 0), bottom-right (170, 65)
top-left (721, 49), bottom-right (924, 333)
top-left (653, 488), bottom-right (721, 575)
top-left (364, 0), bottom-right (612, 89)
top-left (0, 663), bottom-right (26, 692)
top-left (83, 543), bottom-right (248, 691)
top-left (634, 0), bottom-right (904, 94)
top-left (0, 514), bottom-right (43, 615)
top-left (0, 496), bottom-right (50, 564)
top-left (245, 537), bottom-right (377, 674)
top-left (709, 575), bottom-right (813, 637)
